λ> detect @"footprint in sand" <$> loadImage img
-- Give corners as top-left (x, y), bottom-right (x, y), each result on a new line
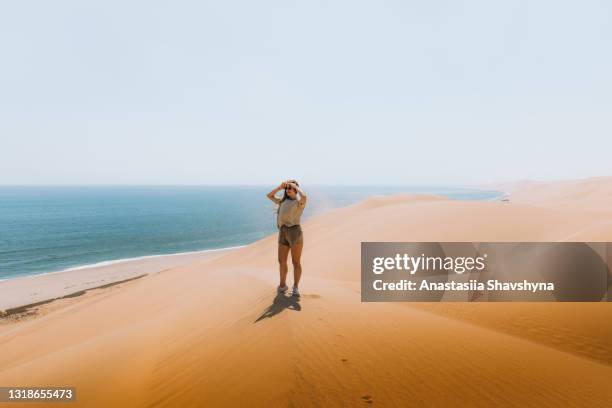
top-left (361, 395), bottom-right (373, 404)
top-left (340, 358), bottom-right (348, 363)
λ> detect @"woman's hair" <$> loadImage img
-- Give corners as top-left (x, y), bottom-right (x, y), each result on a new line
top-left (280, 179), bottom-right (299, 204)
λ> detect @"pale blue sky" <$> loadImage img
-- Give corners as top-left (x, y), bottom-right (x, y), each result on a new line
top-left (1, 1), bottom-right (610, 185)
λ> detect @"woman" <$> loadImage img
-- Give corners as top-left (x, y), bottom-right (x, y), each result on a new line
top-left (266, 180), bottom-right (307, 297)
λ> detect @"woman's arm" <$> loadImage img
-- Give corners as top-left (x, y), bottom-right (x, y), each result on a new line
top-left (266, 182), bottom-right (286, 204)
top-left (289, 182), bottom-right (307, 206)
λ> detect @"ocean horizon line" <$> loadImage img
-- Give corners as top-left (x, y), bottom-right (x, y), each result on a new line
top-left (0, 183), bottom-right (502, 189)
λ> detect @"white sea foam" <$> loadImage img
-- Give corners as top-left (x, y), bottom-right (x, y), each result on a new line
top-left (0, 245), bottom-right (246, 282)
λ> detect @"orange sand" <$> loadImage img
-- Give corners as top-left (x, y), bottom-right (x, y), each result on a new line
top-left (1, 178), bottom-right (612, 407)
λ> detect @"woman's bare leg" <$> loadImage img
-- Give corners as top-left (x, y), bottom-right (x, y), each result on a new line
top-left (290, 243), bottom-right (303, 288)
top-left (278, 244), bottom-right (290, 287)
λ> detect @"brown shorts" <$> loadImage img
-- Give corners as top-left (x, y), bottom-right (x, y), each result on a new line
top-left (278, 225), bottom-right (303, 247)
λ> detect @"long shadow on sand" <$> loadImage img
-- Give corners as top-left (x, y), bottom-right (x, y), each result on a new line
top-left (254, 293), bottom-right (301, 323)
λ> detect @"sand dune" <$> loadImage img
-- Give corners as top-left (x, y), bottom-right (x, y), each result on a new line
top-left (493, 176), bottom-right (612, 213)
top-left (1, 179), bottom-right (612, 407)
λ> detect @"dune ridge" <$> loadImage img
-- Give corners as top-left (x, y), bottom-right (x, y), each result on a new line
top-left (1, 179), bottom-right (612, 407)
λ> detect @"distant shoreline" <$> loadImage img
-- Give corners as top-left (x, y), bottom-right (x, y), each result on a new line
top-left (0, 245), bottom-right (247, 283)
top-left (0, 246), bottom-right (238, 311)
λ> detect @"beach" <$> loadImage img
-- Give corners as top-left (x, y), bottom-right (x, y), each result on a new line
top-left (0, 248), bottom-right (237, 313)
top-left (1, 178), bottom-right (612, 407)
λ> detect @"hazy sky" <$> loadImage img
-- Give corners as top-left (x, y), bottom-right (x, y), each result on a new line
top-left (1, 1), bottom-right (611, 185)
